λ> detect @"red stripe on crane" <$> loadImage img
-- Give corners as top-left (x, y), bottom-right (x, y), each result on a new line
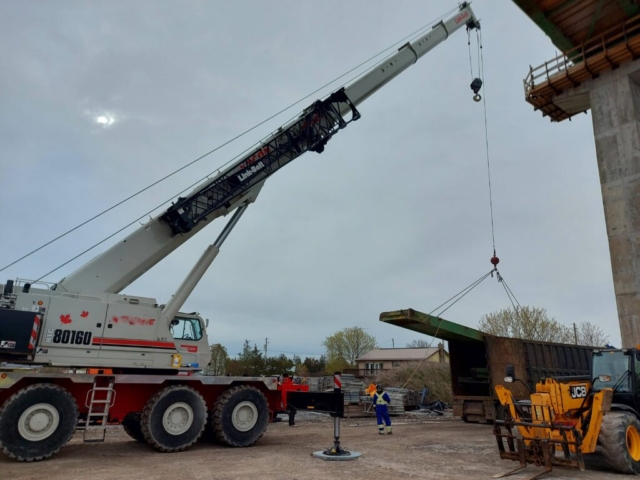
top-left (92, 337), bottom-right (175, 349)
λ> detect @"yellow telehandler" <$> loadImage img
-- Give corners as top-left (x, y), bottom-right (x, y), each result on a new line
top-left (494, 348), bottom-right (640, 479)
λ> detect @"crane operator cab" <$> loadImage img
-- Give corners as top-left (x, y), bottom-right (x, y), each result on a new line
top-left (170, 315), bottom-right (204, 342)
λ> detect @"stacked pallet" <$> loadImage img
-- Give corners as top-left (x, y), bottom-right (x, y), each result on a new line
top-left (305, 374), bottom-right (367, 405)
top-left (360, 387), bottom-right (421, 415)
top-left (307, 376), bottom-right (333, 392)
top-left (386, 387), bottom-right (420, 409)
top-left (387, 393), bottom-right (406, 415)
top-left (339, 374), bottom-right (365, 404)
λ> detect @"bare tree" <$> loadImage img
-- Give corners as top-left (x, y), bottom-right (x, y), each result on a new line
top-left (576, 321), bottom-right (609, 347)
top-left (323, 327), bottom-right (377, 366)
top-left (406, 339), bottom-right (432, 348)
top-left (479, 306), bottom-right (573, 343)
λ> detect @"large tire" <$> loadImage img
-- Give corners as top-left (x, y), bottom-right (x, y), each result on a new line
top-left (599, 411), bottom-right (640, 474)
top-left (212, 385), bottom-right (269, 447)
top-left (121, 413), bottom-right (145, 443)
top-left (141, 385), bottom-right (207, 452)
top-left (0, 383), bottom-right (78, 462)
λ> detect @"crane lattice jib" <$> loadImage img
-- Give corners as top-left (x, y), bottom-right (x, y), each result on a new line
top-left (161, 89), bottom-right (360, 235)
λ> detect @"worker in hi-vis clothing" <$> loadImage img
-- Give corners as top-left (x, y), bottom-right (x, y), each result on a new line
top-left (373, 384), bottom-right (392, 434)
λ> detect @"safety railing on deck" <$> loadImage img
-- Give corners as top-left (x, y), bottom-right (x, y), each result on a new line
top-left (524, 13), bottom-right (640, 121)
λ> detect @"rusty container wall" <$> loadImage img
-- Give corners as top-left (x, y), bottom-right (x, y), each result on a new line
top-left (485, 336), bottom-right (592, 394)
top-left (520, 340), bottom-right (592, 384)
top-left (484, 336), bottom-right (531, 400)
top-left (452, 335), bottom-right (593, 423)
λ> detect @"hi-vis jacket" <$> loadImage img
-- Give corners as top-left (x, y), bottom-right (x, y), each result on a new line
top-left (373, 391), bottom-right (391, 409)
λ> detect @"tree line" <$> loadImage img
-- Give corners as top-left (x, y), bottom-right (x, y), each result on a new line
top-left (203, 327), bottom-right (378, 376)
top-left (478, 306), bottom-right (610, 346)
top-left (204, 340), bottom-right (328, 376)
top-left (204, 309), bottom-right (611, 375)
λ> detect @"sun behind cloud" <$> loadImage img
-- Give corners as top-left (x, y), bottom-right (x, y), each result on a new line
top-left (95, 114), bottom-right (115, 126)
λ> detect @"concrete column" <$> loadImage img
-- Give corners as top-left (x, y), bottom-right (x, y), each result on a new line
top-left (589, 71), bottom-right (640, 347)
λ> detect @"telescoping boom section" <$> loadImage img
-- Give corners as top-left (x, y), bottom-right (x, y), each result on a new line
top-left (55, 2), bottom-right (479, 296)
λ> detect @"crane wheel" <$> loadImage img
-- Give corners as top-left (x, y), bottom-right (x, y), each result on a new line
top-left (0, 383), bottom-right (78, 462)
top-left (212, 385), bottom-right (269, 447)
top-left (599, 411), bottom-right (640, 474)
top-left (121, 413), bottom-right (145, 443)
top-left (140, 385), bottom-right (207, 452)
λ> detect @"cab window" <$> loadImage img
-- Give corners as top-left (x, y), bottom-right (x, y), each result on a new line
top-left (170, 316), bottom-right (203, 341)
top-left (593, 350), bottom-right (631, 393)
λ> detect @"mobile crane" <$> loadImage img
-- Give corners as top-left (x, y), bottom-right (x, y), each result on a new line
top-left (0, 3), bottom-right (479, 461)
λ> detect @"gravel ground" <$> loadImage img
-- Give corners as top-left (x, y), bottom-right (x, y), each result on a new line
top-left (0, 414), bottom-right (626, 480)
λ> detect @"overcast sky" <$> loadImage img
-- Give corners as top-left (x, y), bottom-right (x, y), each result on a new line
top-left (0, 0), bottom-right (619, 360)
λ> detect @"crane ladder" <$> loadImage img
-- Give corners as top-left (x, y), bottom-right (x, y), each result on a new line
top-left (83, 375), bottom-right (116, 443)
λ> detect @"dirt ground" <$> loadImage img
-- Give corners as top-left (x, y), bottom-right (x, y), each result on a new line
top-left (0, 414), bottom-right (626, 480)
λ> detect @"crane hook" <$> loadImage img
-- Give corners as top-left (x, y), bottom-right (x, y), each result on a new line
top-left (470, 78), bottom-right (482, 102)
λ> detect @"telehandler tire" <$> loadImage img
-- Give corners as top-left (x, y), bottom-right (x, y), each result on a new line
top-left (141, 385), bottom-right (207, 452)
top-left (0, 383), bottom-right (78, 462)
top-left (121, 413), bottom-right (145, 443)
top-left (212, 385), bottom-right (269, 447)
top-left (599, 411), bottom-right (640, 474)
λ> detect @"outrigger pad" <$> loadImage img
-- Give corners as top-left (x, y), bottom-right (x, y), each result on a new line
top-left (312, 450), bottom-right (361, 461)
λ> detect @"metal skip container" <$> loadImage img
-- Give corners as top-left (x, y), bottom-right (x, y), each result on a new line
top-left (380, 309), bottom-right (592, 423)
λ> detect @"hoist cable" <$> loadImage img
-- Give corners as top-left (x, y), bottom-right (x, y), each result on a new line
top-left (467, 30), bottom-right (474, 80)
top-left (499, 274), bottom-right (519, 313)
top-left (495, 270), bottom-right (534, 332)
top-left (2, 7), bottom-right (459, 275)
top-left (399, 269), bottom-right (494, 390)
top-left (502, 277), bottom-right (523, 309)
top-left (478, 28), bottom-right (496, 254)
top-left (428, 269), bottom-right (493, 317)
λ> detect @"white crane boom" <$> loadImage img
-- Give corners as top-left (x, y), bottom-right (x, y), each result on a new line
top-left (55, 3), bottom-right (479, 296)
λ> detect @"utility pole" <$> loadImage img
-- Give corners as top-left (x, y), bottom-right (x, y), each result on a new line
top-left (264, 337), bottom-right (269, 365)
top-left (573, 323), bottom-right (578, 345)
top-left (392, 338), bottom-right (395, 348)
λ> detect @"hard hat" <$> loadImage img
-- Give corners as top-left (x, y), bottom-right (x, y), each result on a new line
top-left (376, 384), bottom-right (383, 391)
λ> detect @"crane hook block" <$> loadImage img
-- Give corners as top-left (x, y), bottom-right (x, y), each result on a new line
top-left (490, 255), bottom-right (500, 266)
top-left (470, 78), bottom-right (483, 102)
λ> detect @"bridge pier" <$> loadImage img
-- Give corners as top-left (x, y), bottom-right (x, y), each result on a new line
top-left (554, 60), bottom-right (640, 346)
